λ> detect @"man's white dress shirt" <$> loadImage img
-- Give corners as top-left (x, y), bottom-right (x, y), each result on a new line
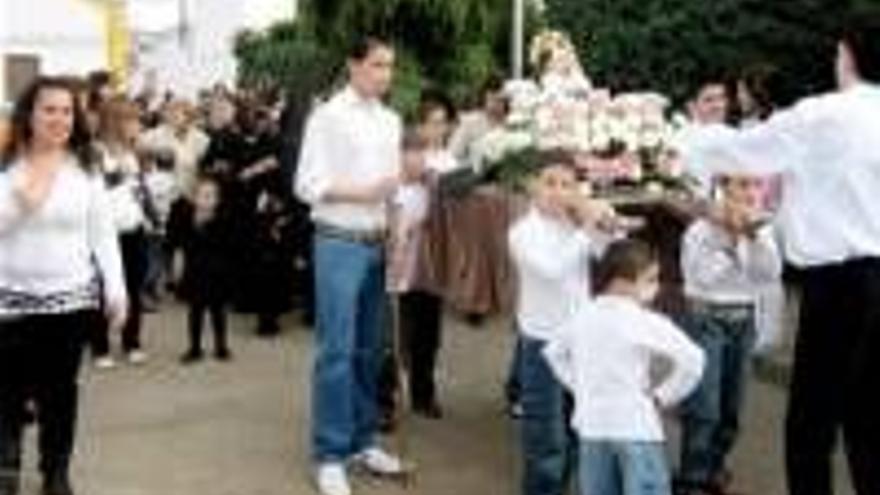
top-left (683, 83), bottom-right (880, 267)
top-left (296, 87), bottom-right (402, 232)
top-left (544, 295), bottom-right (705, 442)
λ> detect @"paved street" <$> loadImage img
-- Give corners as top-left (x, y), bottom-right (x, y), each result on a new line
top-left (15, 305), bottom-right (854, 495)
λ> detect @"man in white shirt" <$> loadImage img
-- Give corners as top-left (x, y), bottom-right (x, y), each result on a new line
top-left (682, 13), bottom-right (880, 495)
top-left (295, 36), bottom-right (405, 495)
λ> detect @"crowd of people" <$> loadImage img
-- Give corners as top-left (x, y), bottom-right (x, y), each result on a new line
top-left (2, 11), bottom-right (880, 495)
top-left (0, 71), bottom-right (310, 495)
top-left (82, 73), bottom-right (306, 367)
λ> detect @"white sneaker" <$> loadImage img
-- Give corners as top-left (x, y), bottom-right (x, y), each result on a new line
top-left (314, 463), bottom-right (351, 495)
top-left (353, 447), bottom-right (405, 476)
top-left (94, 356), bottom-right (117, 370)
top-left (126, 350), bottom-right (149, 365)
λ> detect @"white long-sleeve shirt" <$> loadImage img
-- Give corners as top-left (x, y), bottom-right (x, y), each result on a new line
top-left (674, 123), bottom-right (720, 198)
top-left (0, 158), bottom-right (127, 316)
top-left (682, 83), bottom-right (880, 267)
top-left (509, 209), bottom-right (602, 341)
top-left (682, 219), bottom-right (782, 305)
top-left (97, 145), bottom-right (146, 234)
top-left (140, 124), bottom-right (209, 198)
top-left (295, 87), bottom-right (402, 231)
top-left (449, 112), bottom-right (495, 170)
top-left (543, 295), bottom-right (705, 442)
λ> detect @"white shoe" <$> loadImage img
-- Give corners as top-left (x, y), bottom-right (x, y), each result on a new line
top-left (126, 350), bottom-right (148, 365)
top-left (94, 356), bottom-right (117, 370)
top-left (353, 447), bottom-right (405, 476)
top-left (314, 463), bottom-right (351, 495)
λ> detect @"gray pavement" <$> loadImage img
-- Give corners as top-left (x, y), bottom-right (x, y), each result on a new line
top-left (14, 305), bottom-right (855, 495)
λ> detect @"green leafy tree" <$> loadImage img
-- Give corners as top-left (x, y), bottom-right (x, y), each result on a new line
top-left (545, 0), bottom-right (862, 104)
top-left (235, 0), bottom-right (544, 116)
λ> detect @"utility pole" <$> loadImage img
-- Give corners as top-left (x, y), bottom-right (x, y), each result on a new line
top-left (512, 0), bottom-right (524, 79)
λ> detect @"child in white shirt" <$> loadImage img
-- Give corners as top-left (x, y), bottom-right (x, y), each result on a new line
top-left (676, 173), bottom-right (782, 495)
top-left (544, 239), bottom-right (705, 495)
top-left (508, 151), bottom-right (618, 495)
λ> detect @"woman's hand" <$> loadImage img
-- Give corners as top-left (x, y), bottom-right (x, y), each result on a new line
top-left (12, 165), bottom-right (57, 213)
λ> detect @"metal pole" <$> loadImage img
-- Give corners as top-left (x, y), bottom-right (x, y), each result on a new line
top-left (512, 0), bottom-right (525, 79)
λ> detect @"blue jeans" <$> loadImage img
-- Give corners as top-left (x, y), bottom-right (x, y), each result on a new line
top-left (311, 236), bottom-right (386, 463)
top-left (519, 336), bottom-right (575, 495)
top-left (678, 307), bottom-right (756, 489)
top-left (505, 336), bottom-right (524, 405)
top-left (579, 441), bottom-right (671, 495)
top-left (142, 233), bottom-right (165, 297)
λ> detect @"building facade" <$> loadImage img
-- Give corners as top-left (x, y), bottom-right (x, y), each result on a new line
top-left (1, 0), bottom-right (297, 103)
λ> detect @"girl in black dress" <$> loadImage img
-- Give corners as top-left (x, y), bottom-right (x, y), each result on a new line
top-left (168, 175), bottom-right (233, 363)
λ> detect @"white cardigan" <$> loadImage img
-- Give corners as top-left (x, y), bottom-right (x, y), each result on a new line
top-left (0, 157), bottom-right (127, 316)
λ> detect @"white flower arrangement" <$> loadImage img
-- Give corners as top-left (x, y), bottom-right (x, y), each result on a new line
top-left (463, 32), bottom-right (690, 195)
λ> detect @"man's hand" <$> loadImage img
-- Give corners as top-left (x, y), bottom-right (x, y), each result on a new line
top-left (326, 174), bottom-right (401, 204)
top-left (365, 174), bottom-right (401, 203)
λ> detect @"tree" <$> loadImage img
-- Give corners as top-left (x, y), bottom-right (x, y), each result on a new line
top-left (235, 0), bottom-right (544, 115)
top-left (545, 0), bottom-right (858, 105)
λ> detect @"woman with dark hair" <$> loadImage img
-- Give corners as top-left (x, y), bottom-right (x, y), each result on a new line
top-left (736, 64), bottom-right (785, 125)
top-left (0, 77), bottom-right (127, 495)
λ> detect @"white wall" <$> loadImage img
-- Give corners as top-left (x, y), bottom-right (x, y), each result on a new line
top-left (130, 0), bottom-right (297, 100)
top-left (0, 0), bottom-right (107, 101)
top-left (1, 0), bottom-right (298, 102)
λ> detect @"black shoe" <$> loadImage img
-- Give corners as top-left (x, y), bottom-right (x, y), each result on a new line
top-left (255, 328), bottom-right (280, 338)
top-left (465, 313), bottom-right (485, 328)
top-left (413, 401), bottom-right (444, 419)
top-left (42, 473), bottom-right (73, 495)
top-left (215, 348), bottom-right (233, 361)
top-left (180, 350), bottom-right (204, 364)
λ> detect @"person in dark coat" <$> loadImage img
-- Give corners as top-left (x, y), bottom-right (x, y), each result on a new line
top-left (167, 174), bottom-right (234, 363)
top-left (251, 186), bottom-right (296, 336)
top-left (201, 104), bottom-right (284, 313)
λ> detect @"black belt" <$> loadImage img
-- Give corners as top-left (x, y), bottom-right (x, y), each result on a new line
top-left (314, 222), bottom-right (386, 246)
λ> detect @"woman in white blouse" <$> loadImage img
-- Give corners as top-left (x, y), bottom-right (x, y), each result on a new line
top-left (92, 96), bottom-right (151, 368)
top-left (0, 77), bottom-right (127, 495)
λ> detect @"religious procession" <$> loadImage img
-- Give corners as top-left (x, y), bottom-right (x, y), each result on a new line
top-left (0, 1), bottom-right (877, 495)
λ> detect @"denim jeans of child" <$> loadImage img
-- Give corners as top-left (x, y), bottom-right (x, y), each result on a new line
top-left (678, 307), bottom-right (756, 490)
top-left (519, 335), bottom-right (575, 495)
top-left (579, 440), bottom-right (671, 495)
